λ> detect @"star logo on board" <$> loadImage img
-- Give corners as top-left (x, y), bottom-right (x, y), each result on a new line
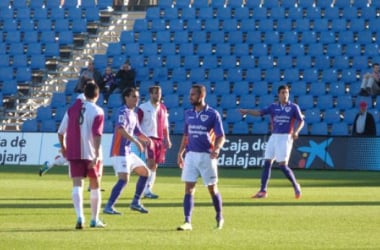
top-left (297, 138), bottom-right (334, 169)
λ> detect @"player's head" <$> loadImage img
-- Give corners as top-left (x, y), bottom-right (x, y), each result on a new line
top-left (373, 63), bottom-right (379, 72)
top-left (277, 85), bottom-right (290, 103)
top-left (149, 85), bottom-right (162, 103)
top-left (122, 87), bottom-right (139, 109)
top-left (84, 82), bottom-right (99, 102)
top-left (189, 84), bottom-right (206, 107)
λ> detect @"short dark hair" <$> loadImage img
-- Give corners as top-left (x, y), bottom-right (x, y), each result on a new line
top-left (373, 63), bottom-right (379, 67)
top-left (84, 82), bottom-right (99, 100)
top-left (122, 87), bottom-right (137, 103)
top-left (149, 85), bottom-right (161, 94)
top-left (191, 84), bottom-right (206, 95)
top-left (277, 85), bottom-right (289, 93)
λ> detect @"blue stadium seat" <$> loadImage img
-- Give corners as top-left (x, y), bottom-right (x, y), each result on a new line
top-left (214, 81), bottom-right (230, 95)
top-left (343, 108), bottom-right (357, 124)
top-left (24, 32), bottom-right (39, 45)
top-left (264, 68), bottom-right (281, 83)
top-left (40, 120), bottom-right (57, 132)
top-left (329, 82), bottom-right (347, 96)
top-left (321, 69), bottom-right (338, 83)
top-left (239, 94), bottom-right (256, 108)
top-left (340, 69), bottom-right (358, 83)
top-left (163, 7), bottom-right (178, 20)
top-left (54, 106), bottom-right (67, 122)
top-left (252, 81), bottom-right (268, 96)
top-left (22, 119), bottom-right (39, 132)
top-left (219, 93), bottom-right (237, 110)
top-left (58, 31), bottom-right (74, 45)
top-left (289, 44), bottom-right (306, 57)
top-left (333, 55), bottom-right (349, 70)
top-left (173, 30), bottom-right (189, 44)
top-left (169, 106), bottom-right (184, 122)
top-left (186, 19), bottom-right (202, 31)
top-left (179, 43), bottom-right (194, 56)
top-left (188, 68), bottom-right (206, 82)
top-left (324, 108), bottom-right (341, 124)
top-left (16, 67), bottom-right (32, 83)
top-left (307, 43), bottom-right (323, 57)
top-left (300, 31), bottom-right (317, 45)
top-left (304, 108), bottom-right (321, 124)
top-left (12, 55), bottom-right (28, 68)
top-left (349, 18), bottom-right (365, 32)
top-left (336, 95), bottom-right (353, 110)
top-left (201, 56), bottom-right (218, 69)
top-left (0, 54), bottom-right (10, 67)
top-left (192, 0), bottom-right (209, 8)
top-left (173, 120), bottom-right (185, 134)
top-left (245, 68), bottom-right (262, 82)
top-left (282, 31), bottom-right (298, 45)
top-left (252, 121), bottom-right (269, 134)
top-left (234, 81), bottom-right (250, 96)
top-left (227, 68), bottom-right (243, 82)
top-left (331, 122), bottom-right (349, 136)
top-left (324, 7), bottom-right (340, 20)
top-left (93, 54), bottom-right (108, 70)
top-left (37, 106), bottom-right (53, 121)
top-left (209, 31), bottom-right (226, 44)
top-left (270, 43), bottom-right (286, 57)
top-left (290, 81), bottom-right (307, 96)
top-left (180, 6), bottom-right (195, 19)
top-left (317, 95), bottom-right (333, 110)
top-left (84, 7), bottom-right (100, 22)
top-left (107, 93), bottom-right (123, 108)
top-left (283, 68), bottom-right (300, 82)
top-left (232, 121), bottom-right (249, 134)
top-left (310, 122), bottom-right (328, 135)
top-left (295, 55), bottom-right (311, 70)
top-left (1, 81), bottom-right (18, 96)
top-left (158, 0), bottom-right (173, 8)
top-left (146, 55), bottom-right (162, 69)
top-left (125, 43), bottom-right (140, 56)
top-left (171, 67), bottom-right (187, 81)
top-left (258, 19), bottom-right (274, 32)
top-left (365, 44), bottom-right (379, 58)
top-left (302, 69), bottom-right (318, 83)
top-left (297, 95), bottom-right (314, 109)
top-left (275, 56), bottom-right (293, 70)
top-left (103, 120), bottom-right (114, 133)
top-left (337, 30), bottom-right (354, 45)
top-left (240, 19), bottom-right (256, 32)
top-left (72, 19), bottom-right (87, 33)
top-left (208, 68), bottom-right (224, 82)
top-left (106, 42), bottom-right (123, 57)
top-left (257, 94), bottom-right (275, 108)
top-left (258, 56), bottom-right (274, 69)
top-left (165, 55), bottom-right (181, 69)
top-left (168, 19), bottom-right (184, 32)
top-left (220, 55), bottom-right (237, 69)
top-left (51, 92), bottom-right (67, 108)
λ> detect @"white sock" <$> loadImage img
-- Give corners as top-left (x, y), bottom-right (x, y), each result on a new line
top-left (72, 186), bottom-right (84, 221)
top-left (90, 188), bottom-right (101, 221)
top-left (145, 171), bottom-right (156, 194)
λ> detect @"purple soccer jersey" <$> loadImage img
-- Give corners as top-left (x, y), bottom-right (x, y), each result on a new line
top-left (110, 105), bottom-right (143, 156)
top-left (260, 101), bottom-right (304, 134)
top-left (184, 105), bottom-right (224, 153)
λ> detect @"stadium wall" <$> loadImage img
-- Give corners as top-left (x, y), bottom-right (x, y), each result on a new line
top-left (0, 132), bottom-right (378, 171)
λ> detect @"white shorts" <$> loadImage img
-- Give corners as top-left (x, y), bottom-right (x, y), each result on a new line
top-left (111, 154), bottom-right (148, 174)
top-left (181, 151), bottom-right (218, 186)
top-left (264, 134), bottom-right (293, 163)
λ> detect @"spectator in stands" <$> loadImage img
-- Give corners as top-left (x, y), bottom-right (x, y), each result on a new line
top-left (358, 63), bottom-right (380, 96)
top-left (75, 60), bottom-right (103, 93)
top-left (114, 60), bottom-right (136, 93)
top-left (102, 66), bottom-right (117, 103)
top-left (352, 101), bottom-right (376, 136)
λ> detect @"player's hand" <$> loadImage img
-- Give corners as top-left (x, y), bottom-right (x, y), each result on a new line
top-left (292, 132), bottom-right (299, 140)
top-left (177, 154), bottom-right (184, 169)
top-left (165, 139), bottom-right (172, 149)
top-left (239, 109), bottom-right (248, 117)
top-left (210, 148), bottom-right (220, 159)
top-left (136, 141), bottom-right (145, 152)
top-left (89, 157), bottom-right (99, 169)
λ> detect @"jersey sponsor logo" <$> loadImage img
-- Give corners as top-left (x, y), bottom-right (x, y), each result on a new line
top-left (285, 106), bottom-right (292, 112)
top-left (118, 114), bottom-right (125, 123)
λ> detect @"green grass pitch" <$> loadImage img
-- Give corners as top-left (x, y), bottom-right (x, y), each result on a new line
top-left (1, 165), bottom-right (380, 250)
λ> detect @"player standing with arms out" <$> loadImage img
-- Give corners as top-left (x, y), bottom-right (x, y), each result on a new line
top-left (177, 84), bottom-right (226, 231)
top-left (57, 83), bottom-right (105, 229)
top-left (239, 85), bottom-right (304, 199)
top-left (103, 87), bottom-right (152, 215)
top-left (137, 86), bottom-right (172, 199)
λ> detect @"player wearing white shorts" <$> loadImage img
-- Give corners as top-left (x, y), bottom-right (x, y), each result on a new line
top-left (177, 84), bottom-right (226, 231)
top-left (103, 87), bottom-right (152, 215)
top-left (240, 85), bottom-right (304, 199)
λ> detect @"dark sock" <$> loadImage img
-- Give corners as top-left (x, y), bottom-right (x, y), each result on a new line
top-left (212, 193), bottom-right (223, 221)
top-left (184, 194), bottom-right (194, 223)
top-left (260, 161), bottom-right (272, 192)
top-left (132, 176), bottom-right (148, 205)
top-left (279, 164), bottom-right (298, 188)
top-left (106, 179), bottom-right (126, 209)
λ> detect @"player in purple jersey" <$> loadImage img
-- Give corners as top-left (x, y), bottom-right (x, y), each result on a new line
top-left (239, 85), bottom-right (304, 199)
top-left (103, 87), bottom-right (152, 215)
top-left (58, 83), bottom-right (105, 229)
top-left (177, 84), bottom-right (226, 231)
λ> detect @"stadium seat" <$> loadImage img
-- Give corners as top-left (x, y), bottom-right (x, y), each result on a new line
top-left (270, 43), bottom-right (286, 57)
top-left (201, 56), bottom-right (217, 69)
top-left (171, 67), bottom-right (187, 81)
top-left (231, 121), bottom-right (249, 134)
top-left (317, 95), bottom-right (333, 110)
top-left (36, 106), bottom-right (53, 121)
top-left (302, 69), bottom-right (319, 83)
top-left (290, 81), bottom-right (307, 97)
top-left (289, 44), bottom-right (306, 57)
top-left (245, 68), bottom-right (262, 82)
top-left (333, 56), bottom-right (350, 70)
top-left (213, 81), bottom-right (230, 95)
top-left (16, 67), bottom-right (32, 83)
top-left (107, 93), bottom-right (123, 108)
top-left (297, 95), bottom-right (315, 109)
top-left (227, 68), bottom-right (243, 82)
top-left (264, 68), bottom-right (281, 83)
top-left (304, 108), bottom-right (321, 124)
top-left (282, 31), bottom-right (298, 45)
top-left (165, 55), bottom-right (181, 69)
top-left (220, 55), bottom-right (237, 69)
top-left (257, 94), bottom-right (275, 108)
top-left (233, 81), bottom-right (250, 96)
top-left (324, 108), bottom-right (341, 124)
top-left (295, 55), bottom-right (312, 70)
top-left (340, 69), bottom-right (358, 84)
top-left (188, 68), bottom-right (206, 82)
top-left (331, 122), bottom-right (349, 136)
top-left (343, 108), bottom-right (357, 124)
top-left (208, 68), bottom-right (225, 82)
top-left (169, 107), bottom-right (184, 122)
top-left (40, 120), bottom-right (57, 132)
top-left (163, 7), bottom-right (178, 20)
top-left (283, 68), bottom-right (300, 82)
top-left (310, 122), bottom-right (328, 135)
top-left (22, 119), bottom-right (39, 132)
top-left (50, 92), bottom-right (67, 108)
top-left (220, 94), bottom-right (237, 109)
top-left (329, 82), bottom-right (347, 96)
top-left (252, 121), bottom-right (269, 134)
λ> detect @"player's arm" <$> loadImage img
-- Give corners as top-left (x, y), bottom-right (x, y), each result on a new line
top-left (58, 133), bottom-right (66, 158)
top-left (163, 127), bottom-right (172, 149)
top-left (177, 135), bottom-right (188, 169)
top-left (239, 109), bottom-right (261, 117)
top-left (210, 135), bottom-right (225, 159)
top-left (117, 127), bottom-right (145, 152)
